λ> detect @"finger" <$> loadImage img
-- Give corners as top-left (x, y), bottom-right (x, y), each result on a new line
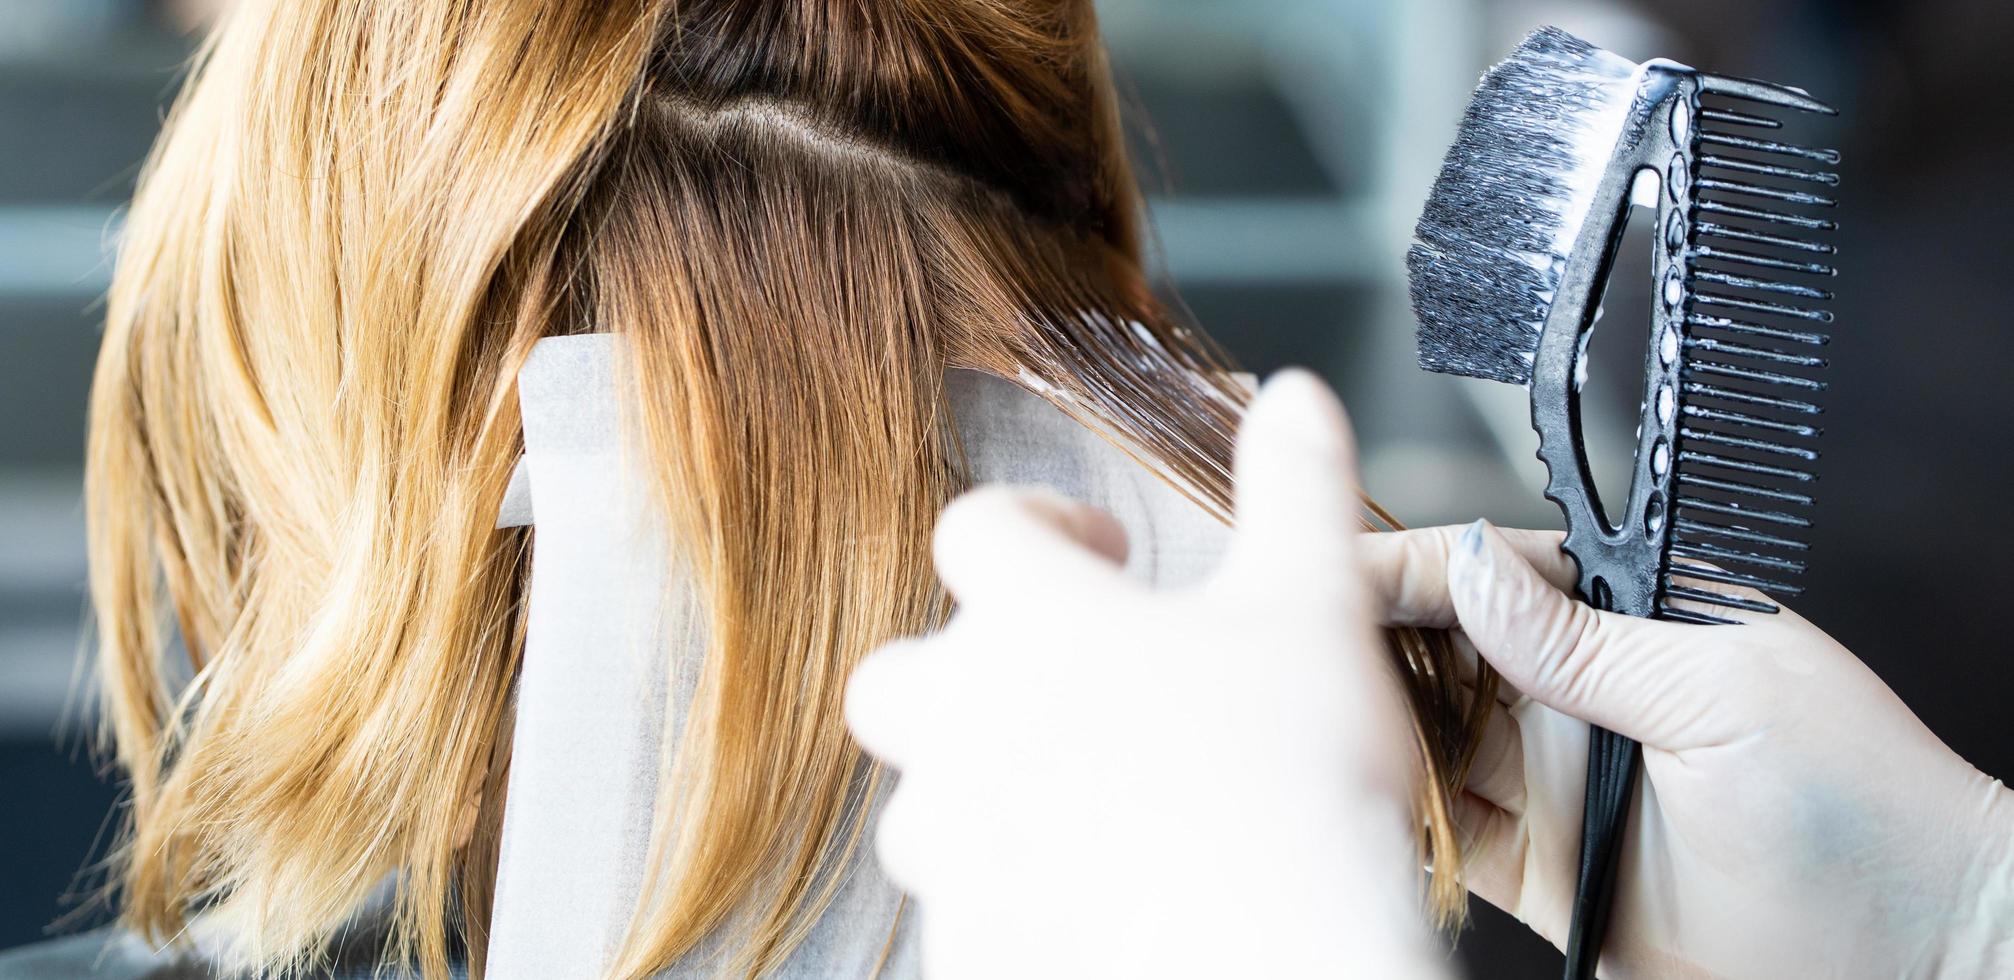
top-left (1357, 525), bottom-right (1578, 628)
top-left (1664, 561), bottom-right (1786, 622)
top-left (932, 486), bottom-right (1131, 608)
top-left (1451, 792), bottom-right (1527, 918)
top-left (1463, 703), bottom-right (1526, 815)
top-left (845, 637), bottom-right (943, 767)
top-left (1216, 369), bottom-right (1362, 602)
top-left (1449, 521), bottom-right (1736, 749)
top-left (1455, 631), bottom-right (1526, 707)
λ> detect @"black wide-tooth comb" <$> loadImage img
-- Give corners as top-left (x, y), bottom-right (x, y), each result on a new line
top-left (1405, 27), bottom-right (1837, 979)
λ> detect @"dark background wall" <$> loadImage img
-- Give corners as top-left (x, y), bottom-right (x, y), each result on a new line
top-left (0, 0), bottom-right (2008, 975)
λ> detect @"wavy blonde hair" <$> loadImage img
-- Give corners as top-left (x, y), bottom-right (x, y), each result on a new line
top-left (87, 0), bottom-right (1490, 975)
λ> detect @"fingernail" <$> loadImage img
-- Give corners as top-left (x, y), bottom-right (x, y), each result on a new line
top-left (1450, 520), bottom-right (1494, 602)
top-left (1016, 489), bottom-right (1088, 535)
top-left (1459, 519), bottom-right (1486, 556)
top-left (1255, 368), bottom-right (1345, 450)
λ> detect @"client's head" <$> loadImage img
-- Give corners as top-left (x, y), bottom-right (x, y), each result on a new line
top-left (86, 2), bottom-right (1478, 976)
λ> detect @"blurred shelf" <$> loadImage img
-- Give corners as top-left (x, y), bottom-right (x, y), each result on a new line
top-left (0, 624), bottom-right (85, 739)
top-left (1147, 196), bottom-right (1378, 284)
top-left (0, 205), bottom-right (116, 295)
top-left (0, 45), bottom-right (183, 206)
top-left (0, 469), bottom-right (88, 738)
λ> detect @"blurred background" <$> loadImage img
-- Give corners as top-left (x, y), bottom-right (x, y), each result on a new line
top-left (2, 0), bottom-right (2009, 974)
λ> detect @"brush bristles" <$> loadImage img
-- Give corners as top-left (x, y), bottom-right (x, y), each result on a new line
top-left (1409, 27), bottom-right (1639, 385)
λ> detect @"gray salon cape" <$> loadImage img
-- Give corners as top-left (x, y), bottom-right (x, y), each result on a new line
top-left (0, 334), bottom-right (1233, 979)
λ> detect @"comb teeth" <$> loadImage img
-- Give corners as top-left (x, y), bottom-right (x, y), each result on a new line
top-left (1698, 74), bottom-right (1838, 116)
top-left (1671, 539), bottom-right (1807, 574)
top-left (1699, 132), bottom-right (1840, 164)
top-left (1675, 496), bottom-right (1811, 528)
top-left (1685, 359), bottom-right (1825, 390)
top-left (1663, 88), bottom-right (1834, 624)
top-left (1690, 270), bottom-right (1831, 300)
top-left (1693, 291), bottom-right (1834, 323)
top-left (1695, 200), bottom-right (1835, 231)
top-left (1680, 404), bottom-right (1821, 437)
top-left (1683, 336), bottom-right (1828, 366)
top-left (1664, 584), bottom-right (1781, 614)
top-left (1679, 428), bottom-right (1818, 460)
top-left (1702, 155), bottom-right (1839, 186)
top-left (1667, 561), bottom-right (1804, 596)
top-left (1677, 472), bottom-right (1813, 505)
top-left (1697, 221), bottom-right (1837, 254)
top-left (1697, 178), bottom-right (1835, 207)
top-left (1680, 381), bottom-right (1820, 413)
top-left (1678, 450), bottom-right (1814, 481)
top-left (1673, 517), bottom-right (1808, 551)
top-left (1659, 606), bottom-right (1746, 625)
top-left (1700, 107), bottom-right (1782, 128)
top-left (1688, 245), bottom-right (1835, 277)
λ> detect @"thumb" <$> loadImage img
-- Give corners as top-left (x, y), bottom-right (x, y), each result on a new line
top-left (1449, 521), bottom-right (1733, 749)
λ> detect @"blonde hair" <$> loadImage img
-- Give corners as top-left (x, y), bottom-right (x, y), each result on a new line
top-left (86, 0), bottom-right (1491, 975)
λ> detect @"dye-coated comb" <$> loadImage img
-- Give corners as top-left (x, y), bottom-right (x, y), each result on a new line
top-left (1405, 27), bottom-right (1836, 979)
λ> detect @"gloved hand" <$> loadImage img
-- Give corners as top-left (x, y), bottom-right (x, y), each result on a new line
top-left (1361, 521), bottom-right (2014, 978)
top-left (845, 371), bottom-right (1450, 979)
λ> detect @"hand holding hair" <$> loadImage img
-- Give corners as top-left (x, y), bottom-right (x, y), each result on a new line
top-left (1361, 522), bottom-right (2014, 978)
top-left (845, 371), bottom-right (1450, 979)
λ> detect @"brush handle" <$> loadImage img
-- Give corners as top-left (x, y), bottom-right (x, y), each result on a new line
top-left (1563, 728), bottom-right (1640, 980)
top-left (1520, 66), bottom-right (1698, 980)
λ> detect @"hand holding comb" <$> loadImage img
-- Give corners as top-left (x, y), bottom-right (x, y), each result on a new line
top-left (1404, 27), bottom-right (1838, 978)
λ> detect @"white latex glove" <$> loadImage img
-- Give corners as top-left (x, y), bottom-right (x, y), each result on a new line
top-left (1361, 521), bottom-right (2014, 978)
top-left (845, 371), bottom-right (1451, 980)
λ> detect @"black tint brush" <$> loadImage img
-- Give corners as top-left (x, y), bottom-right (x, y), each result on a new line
top-left (1406, 27), bottom-right (1837, 978)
